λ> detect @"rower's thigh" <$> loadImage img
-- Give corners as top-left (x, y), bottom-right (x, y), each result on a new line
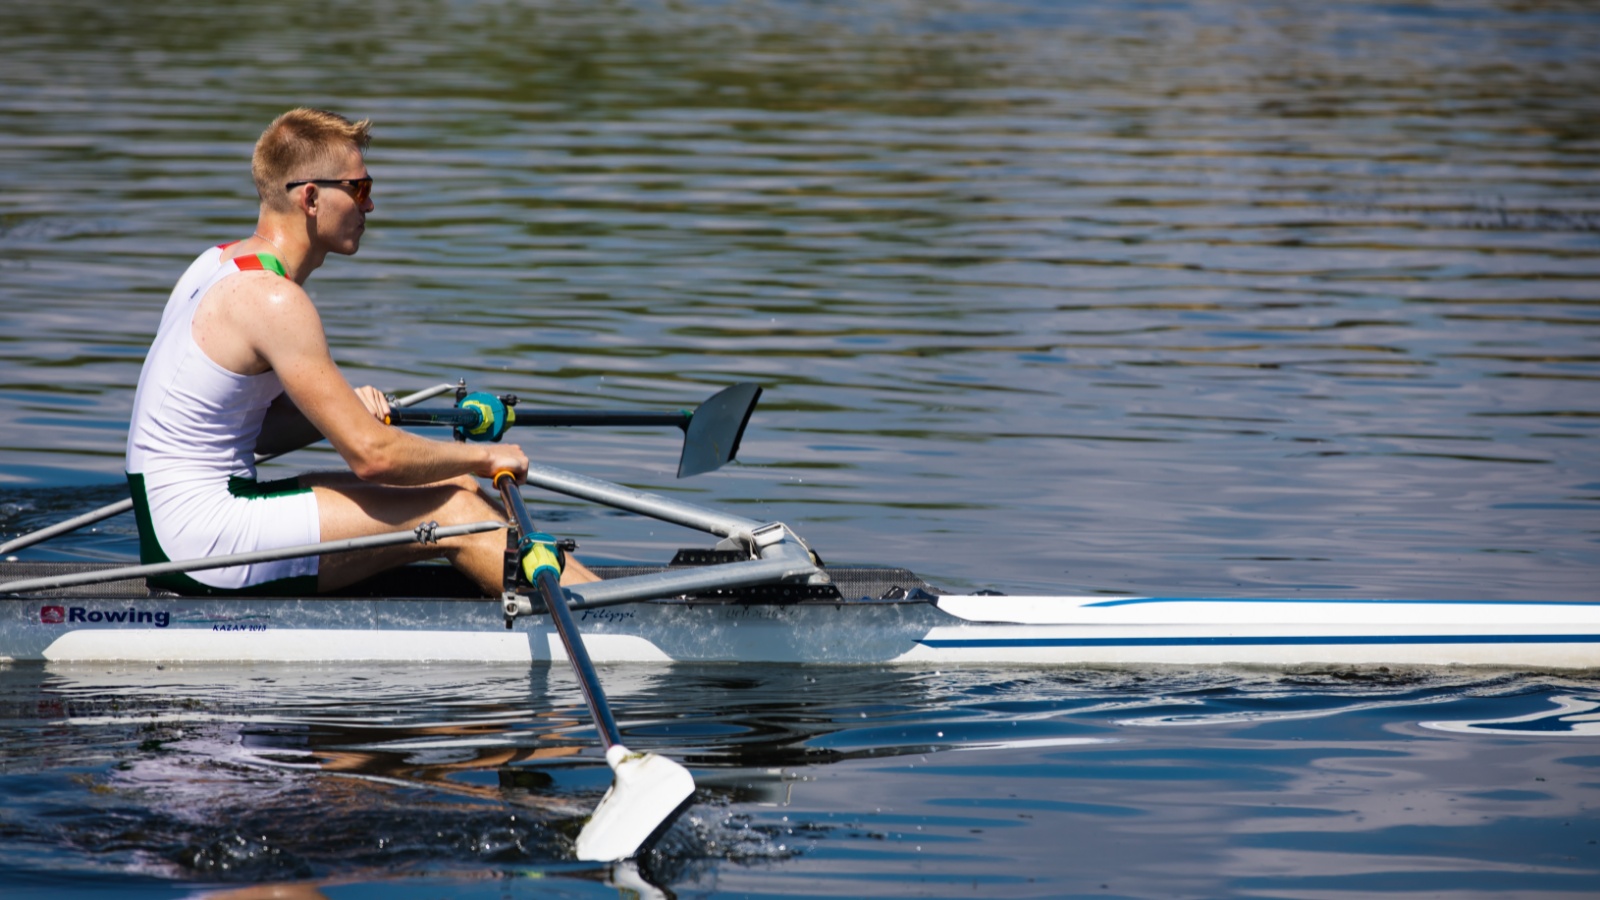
top-left (312, 477), bottom-right (502, 542)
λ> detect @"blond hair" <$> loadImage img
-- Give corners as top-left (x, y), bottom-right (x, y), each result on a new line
top-left (252, 108), bottom-right (371, 211)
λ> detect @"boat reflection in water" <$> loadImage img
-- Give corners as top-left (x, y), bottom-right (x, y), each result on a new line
top-left (12, 662), bottom-right (1600, 897)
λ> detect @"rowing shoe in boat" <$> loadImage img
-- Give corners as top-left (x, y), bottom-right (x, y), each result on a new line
top-left (4, 461), bottom-right (1598, 669)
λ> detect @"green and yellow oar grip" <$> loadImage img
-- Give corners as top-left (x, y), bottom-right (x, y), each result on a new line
top-left (520, 533), bottom-right (564, 583)
top-left (459, 396), bottom-right (495, 437)
top-left (458, 392), bottom-right (516, 441)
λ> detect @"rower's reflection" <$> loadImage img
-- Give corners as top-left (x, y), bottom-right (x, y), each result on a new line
top-left (274, 706), bottom-right (586, 804)
top-left (230, 668), bottom-right (615, 809)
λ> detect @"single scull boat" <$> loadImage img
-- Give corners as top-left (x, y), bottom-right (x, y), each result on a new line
top-left (5, 458), bottom-right (1599, 669)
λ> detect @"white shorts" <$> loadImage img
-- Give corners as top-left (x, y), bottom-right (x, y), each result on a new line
top-left (128, 472), bottom-right (321, 594)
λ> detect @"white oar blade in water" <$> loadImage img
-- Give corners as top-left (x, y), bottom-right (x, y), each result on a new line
top-left (575, 745), bottom-right (696, 862)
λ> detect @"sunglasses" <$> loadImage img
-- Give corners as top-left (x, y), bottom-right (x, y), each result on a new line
top-left (284, 176), bottom-right (373, 204)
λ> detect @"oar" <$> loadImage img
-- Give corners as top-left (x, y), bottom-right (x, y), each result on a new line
top-left (391, 382), bottom-right (762, 478)
top-left (493, 472), bottom-right (695, 861)
top-left (0, 383), bottom-right (458, 556)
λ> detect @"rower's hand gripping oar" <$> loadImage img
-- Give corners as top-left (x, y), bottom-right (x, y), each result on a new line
top-left (493, 471), bottom-right (695, 861)
top-left (393, 383), bottom-right (762, 478)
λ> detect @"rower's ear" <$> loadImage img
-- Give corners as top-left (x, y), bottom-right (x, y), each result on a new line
top-left (289, 183), bottom-right (316, 214)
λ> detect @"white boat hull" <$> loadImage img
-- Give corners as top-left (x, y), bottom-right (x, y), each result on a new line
top-left (7, 588), bottom-right (1600, 669)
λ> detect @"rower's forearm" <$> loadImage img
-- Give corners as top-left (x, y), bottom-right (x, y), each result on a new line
top-left (342, 430), bottom-right (496, 486)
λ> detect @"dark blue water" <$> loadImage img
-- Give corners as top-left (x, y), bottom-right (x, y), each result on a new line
top-left (3, 663), bottom-right (1599, 898)
top-left (2, 0), bottom-right (1599, 895)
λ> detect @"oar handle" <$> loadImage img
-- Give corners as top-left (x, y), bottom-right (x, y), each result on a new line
top-left (494, 472), bottom-right (624, 750)
top-left (493, 470), bottom-right (532, 533)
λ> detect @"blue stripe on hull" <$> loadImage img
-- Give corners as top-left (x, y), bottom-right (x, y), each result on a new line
top-left (1083, 597), bottom-right (1600, 608)
top-left (918, 634), bottom-right (1600, 649)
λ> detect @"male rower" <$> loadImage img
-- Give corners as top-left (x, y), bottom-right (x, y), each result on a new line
top-left (124, 107), bottom-right (596, 596)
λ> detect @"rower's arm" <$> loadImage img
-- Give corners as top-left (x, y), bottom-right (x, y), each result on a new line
top-left (256, 392), bottom-right (322, 456)
top-left (256, 386), bottom-right (390, 457)
top-left (235, 278), bottom-right (527, 484)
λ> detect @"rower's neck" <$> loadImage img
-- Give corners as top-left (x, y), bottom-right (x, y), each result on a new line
top-left (248, 219), bottom-right (322, 284)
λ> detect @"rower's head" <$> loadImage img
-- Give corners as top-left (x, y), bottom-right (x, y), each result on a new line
top-left (254, 108), bottom-right (373, 215)
top-left (254, 108), bottom-right (374, 263)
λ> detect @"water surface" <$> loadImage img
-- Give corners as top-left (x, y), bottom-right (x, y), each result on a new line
top-left (3, 662), bottom-right (1600, 898)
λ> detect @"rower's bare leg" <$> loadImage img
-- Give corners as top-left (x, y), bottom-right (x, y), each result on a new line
top-left (302, 472), bottom-right (598, 594)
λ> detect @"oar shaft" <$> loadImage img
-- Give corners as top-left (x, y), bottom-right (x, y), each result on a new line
top-left (495, 473), bottom-right (623, 749)
top-left (517, 410), bottom-right (690, 428)
top-left (537, 565), bottom-right (625, 748)
top-left (385, 408), bottom-right (479, 428)
top-left (0, 501), bottom-right (132, 555)
top-left (388, 409), bottom-right (691, 429)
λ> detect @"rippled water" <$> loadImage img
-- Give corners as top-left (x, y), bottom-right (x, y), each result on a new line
top-left (2, 0), bottom-right (1599, 896)
top-left (3, 663), bottom-right (1600, 898)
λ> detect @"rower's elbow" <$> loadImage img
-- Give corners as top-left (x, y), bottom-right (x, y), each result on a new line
top-left (343, 437), bottom-right (400, 483)
top-left (349, 456), bottom-right (391, 482)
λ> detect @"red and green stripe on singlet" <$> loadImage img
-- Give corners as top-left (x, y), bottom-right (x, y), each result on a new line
top-left (216, 241), bottom-right (287, 277)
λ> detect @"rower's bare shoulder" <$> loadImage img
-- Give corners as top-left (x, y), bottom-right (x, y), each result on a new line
top-left (204, 272), bottom-right (321, 331)
top-left (208, 269), bottom-right (312, 307)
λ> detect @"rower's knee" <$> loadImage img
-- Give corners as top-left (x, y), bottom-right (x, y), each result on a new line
top-left (443, 476), bottom-right (504, 520)
top-left (439, 473), bottom-right (479, 492)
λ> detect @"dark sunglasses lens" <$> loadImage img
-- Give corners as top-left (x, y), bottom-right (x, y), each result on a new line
top-left (353, 179), bottom-right (371, 203)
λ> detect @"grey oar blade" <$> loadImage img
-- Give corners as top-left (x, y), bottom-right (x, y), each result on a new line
top-left (575, 744), bottom-right (697, 862)
top-left (678, 382), bottom-right (762, 478)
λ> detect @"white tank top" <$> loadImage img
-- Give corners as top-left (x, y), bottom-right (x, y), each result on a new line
top-left (125, 243), bottom-right (288, 488)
